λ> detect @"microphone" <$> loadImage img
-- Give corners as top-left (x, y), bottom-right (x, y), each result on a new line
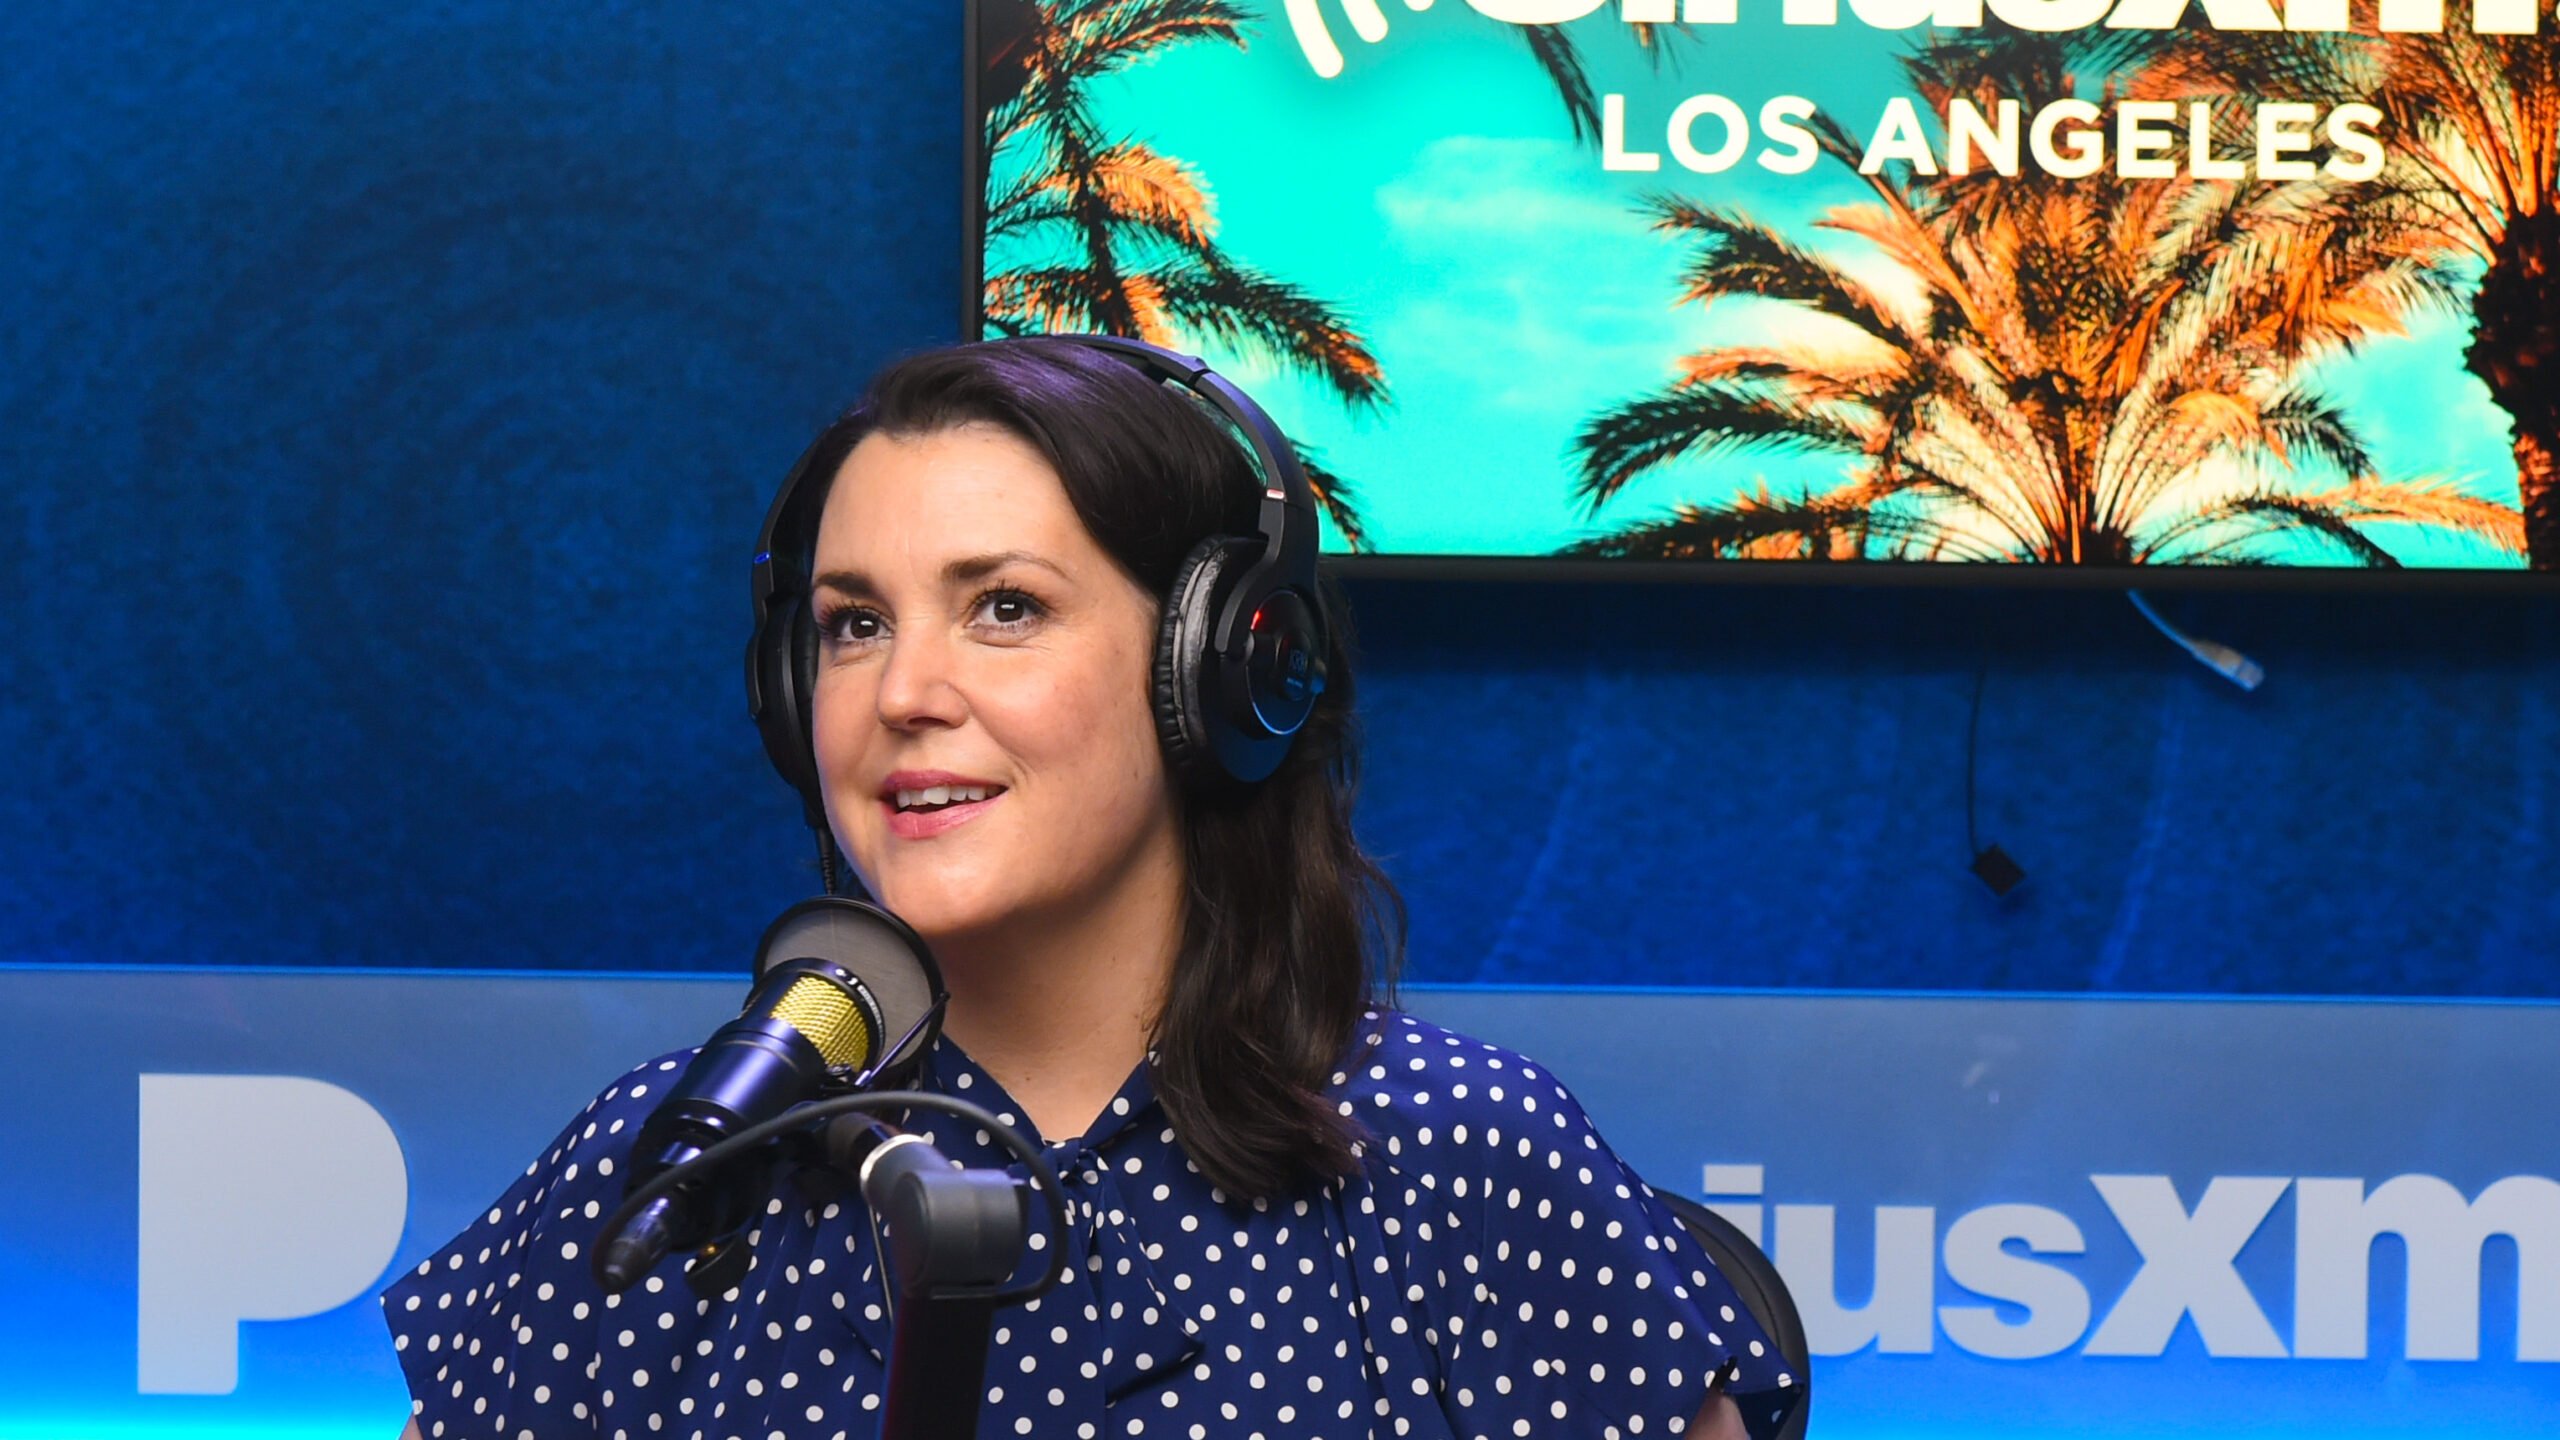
top-left (594, 897), bottom-right (945, 1294)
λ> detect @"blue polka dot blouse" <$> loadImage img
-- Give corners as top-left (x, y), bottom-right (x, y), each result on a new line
top-left (383, 1009), bottom-right (1805, 1439)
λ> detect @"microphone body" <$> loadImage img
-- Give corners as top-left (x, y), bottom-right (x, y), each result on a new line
top-left (596, 898), bottom-right (943, 1293)
top-left (598, 992), bottom-right (868, 1291)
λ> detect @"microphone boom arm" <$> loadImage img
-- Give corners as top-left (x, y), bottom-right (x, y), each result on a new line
top-left (590, 1092), bottom-right (1067, 1440)
top-left (590, 1090), bottom-right (1069, 1303)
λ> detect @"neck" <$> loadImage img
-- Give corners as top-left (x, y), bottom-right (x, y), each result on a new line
top-left (928, 842), bottom-right (1185, 1145)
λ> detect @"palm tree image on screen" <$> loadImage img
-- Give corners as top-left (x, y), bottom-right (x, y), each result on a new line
top-left (976, 0), bottom-right (1702, 549)
top-left (1572, 23), bottom-right (2540, 570)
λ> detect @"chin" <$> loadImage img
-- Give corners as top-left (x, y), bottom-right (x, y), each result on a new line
top-left (863, 865), bottom-right (1015, 943)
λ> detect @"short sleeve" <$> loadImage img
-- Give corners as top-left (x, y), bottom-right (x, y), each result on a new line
top-left (1356, 1016), bottom-right (1804, 1440)
top-left (380, 1051), bottom-right (688, 1439)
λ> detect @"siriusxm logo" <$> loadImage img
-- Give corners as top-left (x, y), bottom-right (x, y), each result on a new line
top-left (1284, 0), bottom-right (2539, 76)
top-left (1704, 1164), bottom-right (2560, 1361)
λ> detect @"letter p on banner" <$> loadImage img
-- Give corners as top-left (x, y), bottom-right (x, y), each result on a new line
top-left (136, 1074), bottom-right (409, 1393)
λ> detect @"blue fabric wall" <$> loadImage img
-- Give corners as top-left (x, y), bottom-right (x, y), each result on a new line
top-left (5, 1), bottom-right (2553, 996)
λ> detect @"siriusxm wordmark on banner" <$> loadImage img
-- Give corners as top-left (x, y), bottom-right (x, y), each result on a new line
top-left (2, 971), bottom-right (2555, 1437)
top-left (1283, 0), bottom-right (2541, 79)
top-left (1698, 1164), bottom-right (2560, 1362)
top-left (1296, 0), bottom-right (2516, 182)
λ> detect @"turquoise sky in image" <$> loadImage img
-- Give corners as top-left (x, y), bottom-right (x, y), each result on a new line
top-left (994, 4), bottom-right (2521, 568)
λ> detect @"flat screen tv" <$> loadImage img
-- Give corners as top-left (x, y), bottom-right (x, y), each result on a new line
top-left (966, 1), bottom-right (2557, 584)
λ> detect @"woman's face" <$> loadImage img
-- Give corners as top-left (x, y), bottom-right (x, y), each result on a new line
top-left (807, 422), bottom-right (1182, 947)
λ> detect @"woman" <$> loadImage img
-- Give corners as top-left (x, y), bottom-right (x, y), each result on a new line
top-left (385, 338), bottom-right (1800, 1440)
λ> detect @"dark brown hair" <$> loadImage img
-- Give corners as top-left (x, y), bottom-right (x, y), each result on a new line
top-left (812, 337), bottom-right (1403, 1200)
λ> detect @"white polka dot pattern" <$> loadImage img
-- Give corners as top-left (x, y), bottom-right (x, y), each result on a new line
top-left (382, 1012), bottom-right (1803, 1439)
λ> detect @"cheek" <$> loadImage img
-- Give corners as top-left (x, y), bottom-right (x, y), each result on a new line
top-left (999, 663), bottom-right (1161, 786)
top-left (1095, 679), bottom-right (1178, 831)
top-left (808, 673), bottom-right (883, 833)
top-left (984, 642), bottom-right (1171, 820)
top-left (808, 673), bottom-right (866, 768)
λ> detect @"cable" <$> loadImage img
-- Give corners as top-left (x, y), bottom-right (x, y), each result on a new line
top-left (591, 1090), bottom-right (1071, 1305)
top-left (2126, 590), bottom-right (2264, 691)
top-left (1964, 659), bottom-right (1987, 861)
top-left (1961, 659), bottom-right (2027, 896)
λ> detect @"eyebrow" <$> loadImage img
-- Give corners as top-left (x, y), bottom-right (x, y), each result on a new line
top-left (810, 549), bottom-right (1072, 596)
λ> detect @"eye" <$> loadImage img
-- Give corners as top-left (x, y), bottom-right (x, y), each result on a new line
top-left (971, 587), bottom-right (1046, 633)
top-left (813, 600), bottom-right (886, 648)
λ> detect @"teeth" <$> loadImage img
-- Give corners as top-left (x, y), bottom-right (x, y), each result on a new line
top-left (893, 785), bottom-right (994, 811)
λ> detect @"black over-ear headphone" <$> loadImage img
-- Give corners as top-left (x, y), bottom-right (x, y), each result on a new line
top-left (745, 335), bottom-right (1331, 870)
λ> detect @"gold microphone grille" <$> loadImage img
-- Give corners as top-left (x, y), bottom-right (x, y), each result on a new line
top-left (768, 974), bottom-right (874, 1070)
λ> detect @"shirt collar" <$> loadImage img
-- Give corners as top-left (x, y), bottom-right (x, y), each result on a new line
top-left (917, 1032), bottom-right (1162, 1155)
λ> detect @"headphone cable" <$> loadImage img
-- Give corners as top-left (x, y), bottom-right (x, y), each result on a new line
top-left (816, 829), bottom-right (841, 897)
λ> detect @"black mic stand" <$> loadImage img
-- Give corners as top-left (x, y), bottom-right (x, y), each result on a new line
top-left (589, 1078), bottom-right (1067, 1440)
top-left (829, 1118), bottom-right (1041, 1440)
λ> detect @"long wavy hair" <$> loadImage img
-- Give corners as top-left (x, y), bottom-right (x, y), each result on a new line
top-left (794, 337), bottom-right (1404, 1200)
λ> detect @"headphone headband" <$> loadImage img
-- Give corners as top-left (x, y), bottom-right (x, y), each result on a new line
top-left (1059, 335), bottom-right (1322, 594)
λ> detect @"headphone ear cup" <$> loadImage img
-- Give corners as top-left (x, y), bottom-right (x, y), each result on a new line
top-left (1153, 536), bottom-right (1250, 786)
top-left (751, 596), bottom-right (828, 832)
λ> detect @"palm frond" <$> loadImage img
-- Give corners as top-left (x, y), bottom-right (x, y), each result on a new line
top-left (2146, 492), bottom-right (2402, 567)
top-left (1562, 481), bottom-right (1998, 563)
top-left (983, 264), bottom-right (1134, 335)
top-left (993, 142), bottom-right (1218, 250)
top-left (2253, 388), bottom-right (2376, 477)
top-left (2319, 477), bottom-right (2526, 553)
top-left (1643, 196), bottom-right (1909, 342)
top-left (1289, 441), bottom-right (1367, 551)
top-left (1054, 0), bottom-right (1250, 82)
top-left (1154, 259), bottom-right (1387, 408)
top-left (1574, 383), bottom-right (1872, 512)
top-left (1515, 24), bottom-right (1601, 144)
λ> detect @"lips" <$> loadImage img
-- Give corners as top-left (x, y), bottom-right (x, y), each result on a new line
top-left (876, 770), bottom-right (1007, 841)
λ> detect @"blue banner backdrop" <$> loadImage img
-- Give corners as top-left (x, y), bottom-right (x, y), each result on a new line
top-left (1, 967), bottom-right (2551, 1439)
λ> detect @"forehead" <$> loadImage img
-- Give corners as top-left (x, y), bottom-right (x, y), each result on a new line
top-left (815, 423), bottom-right (1088, 566)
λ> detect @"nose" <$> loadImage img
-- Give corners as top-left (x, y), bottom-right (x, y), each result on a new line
top-left (872, 621), bottom-right (968, 733)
